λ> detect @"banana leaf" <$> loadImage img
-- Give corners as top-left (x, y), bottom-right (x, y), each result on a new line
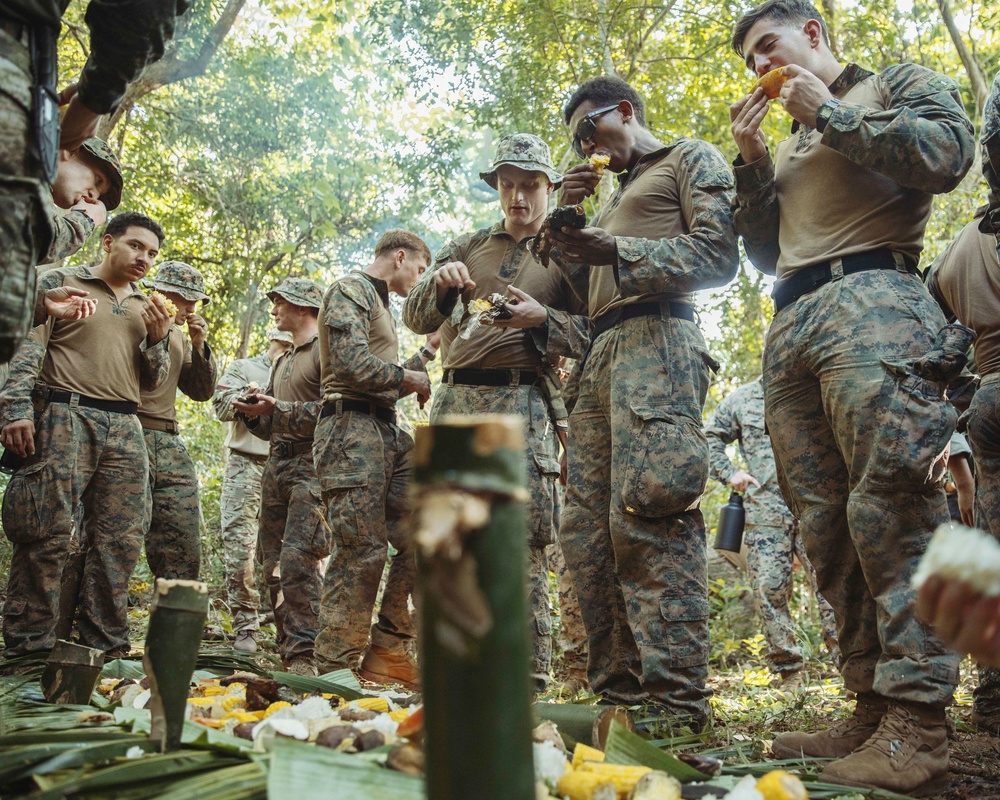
top-left (602, 721), bottom-right (710, 782)
top-left (150, 760), bottom-right (266, 800)
top-left (269, 669), bottom-right (364, 701)
top-left (114, 707), bottom-right (252, 753)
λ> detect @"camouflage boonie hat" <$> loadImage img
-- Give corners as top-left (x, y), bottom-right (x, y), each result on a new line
top-left (479, 133), bottom-right (562, 190)
top-left (266, 277), bottom-right (324, 309)
top-left (78, 138), bottom-right (124, 210)
top-left (267, 328), bottom-right (294, 344)
top-left (147, 261), bottom-right (211, 305)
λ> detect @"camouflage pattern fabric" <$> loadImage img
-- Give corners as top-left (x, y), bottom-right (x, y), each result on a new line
top-left (560, 313), bottom-right (715, 726)
top-left (479, 132), bottom-right (563, 189)
top-left (763, 269), bottom-right (962, 707)
top-left (142, 428), bottom-right (201, 580)
top-left (258, 450), bottom-right (330, 663)
top-left (705, 379), bottom-right (838, 673)
top-left (546, 539), bottom-right (589, 678)
top-left (1, 402), bottom-right (147, 656)
top-left (313, 412), bottom-right (415, 672)
top-left (40, 193), bottom-right (96, 265)
top-left (981, 71), bottom-right (1000, 257)
top-left (219, 451), bottom-right (267, 634)
top-left (526, 545), bottom-right (553, 689)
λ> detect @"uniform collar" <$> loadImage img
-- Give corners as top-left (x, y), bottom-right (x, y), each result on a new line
top-left (360, 272), bottom-right (390, 305)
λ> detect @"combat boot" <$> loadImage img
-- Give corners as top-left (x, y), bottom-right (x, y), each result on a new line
top-left (771, 693), bottom-right (886, 759)
top-left (819, 701), bottom-right (950, 792)
top-left (233, 630), bottom-right (257, 653)
top-left (359, 644), bottom-right (420, 690)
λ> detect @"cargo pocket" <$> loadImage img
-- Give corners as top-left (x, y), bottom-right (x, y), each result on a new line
top-left (620, 403), bottom-right (709, 518)
top-left (528, 451), bottom-right (560, 548)
top-left (320, 470), bottom-right (371, 546)
top-left (1, 461), bottom-right (56, 543)
top-left (304, 486), bottom-right (333, 559)
top-left (866, 361), bottom-right (955, 492)
top-left (659, 594), bottom-right (709, 668)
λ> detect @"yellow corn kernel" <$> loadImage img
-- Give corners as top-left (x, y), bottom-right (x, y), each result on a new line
top-left (756, 770), bottom-right (808, 800)
top-left (469, 298), bottom-right (492, 313)
top-left (264, 701), bottom-right (293, 717)
top-left (221, 711), bottom-right (261, 724)
top-left (388, 708), bottom-right (413, 723)
top-left (576, 762), bottom-right (652, 794)
top-left (186, 697), bottom-right (217, 707)
top-left (572, 742), bottom-right (606, 768)
top-left (354, 697), bottom-right (390, 713)
top-left (221, 694), bottom-right (247, 712)
top-left (149, 291), bottom-right (178, 316)
top-left (556, 770), bottom-right (617, 800)
top-left (200, 685), bottom-right (227, 697)
top-left (589, 153), bottom-right (611, 176)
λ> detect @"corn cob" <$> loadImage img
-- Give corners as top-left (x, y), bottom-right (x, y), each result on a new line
top-left (590, 153), bottom-right (611, 176)
top-left (149, 291), bottom-right (178, 316)
top-left (556, 770), bottom-right (618, 800)
top-left (221, 694), bottom-right (247, 712)
top-left (575, 762), bottom-right (652, 794)
top-left (756, 770), bottom-right (808, 800)
top-left (221, 710), bottom-right (262, 724)
top-left (572, 742), bottom-right (606, 768)
top-left (200, 685), bottom-right (228, 697)
top-left (186, 697), bottom-right (217, 707)
top-left (389, 707), bottom-right (414, 723)
top-left (264, 700), bottom-right (293, 717)
top-left (354, 697), bottom-right (391, 713)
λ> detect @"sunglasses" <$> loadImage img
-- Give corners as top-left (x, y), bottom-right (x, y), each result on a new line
top-left (572, 105), bottom-right (619, 158)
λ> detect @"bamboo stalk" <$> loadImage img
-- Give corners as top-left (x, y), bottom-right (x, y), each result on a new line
top-left (40, 640), bottom-right (104, 705)
top-left (412, 415), bottom-right (534, 800)
top-left (142, 579), bottom-right (209, 753)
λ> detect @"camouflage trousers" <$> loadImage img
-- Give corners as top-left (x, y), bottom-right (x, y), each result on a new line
top-left (142, 427), bottom-right (201, 581)
top-left (0, 32), bottom-right (49, 364)
top-left (965, 374), bottom-right (1000, 717)
top-left (259, 448), bottom-right (330, 662)
top-left (745, 517), bottom-right (838, 674)
top-left (313, 411), bottom-right (415, 672)
top-left (546, 539), bottom-right (589, 677)
top-left (763, 269), bottom-right (960, 708)
top-left (560, 314), bottom-right (713, 723)
top-left (430, 382), bottom-right (563, 687)
top-left (1, 403), bottom-right (147, 656)
top-left (220, 450), bottom-right (267, 634)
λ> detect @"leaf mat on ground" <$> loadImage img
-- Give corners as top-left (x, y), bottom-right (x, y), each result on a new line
top-left (269, 668), bottom-right (365, 701)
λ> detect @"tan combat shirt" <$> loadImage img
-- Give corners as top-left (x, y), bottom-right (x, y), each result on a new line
top-left (138, 326), bottom-right (217, 428)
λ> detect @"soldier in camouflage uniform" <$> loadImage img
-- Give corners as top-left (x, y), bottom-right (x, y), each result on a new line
top-left (0, 212), bottom-right (173, 658)
top-left (212, 329), bottom-right (293, 652)
top-left (705, 377), bottom-right (838, 683)
top-left (1, 1), bottom-right (190, 363)
top-left (925, 76), bottom-right (1000, 732)
top-left (314, 231), bottom-right (433, 688)
top-left (729, 0), bottom-right (975, 790)
top-left (233, 278), bottom-right (328, 676)
top-left (402, 134), bottom-right (590, 691)
top-left (549, 77), bottom-right (739, 727)
top-left (136, 261), bottom-right (217, 579)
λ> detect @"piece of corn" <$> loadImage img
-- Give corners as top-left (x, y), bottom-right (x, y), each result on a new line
top-left (572, 742), bottom-right (606, 768)
top-left (221, 710), bottom-right (261, 724)
top-left (576, 762), bottom-right (652, 794)
top-left (221, 694), bottom-right (247, 712)
top-left (354, 697), bottom-right (390, 713)
top-left (756, 770), bottom-right (808, 800)
top-left (264, 701), bottom-right (293, 717)
top-left (186, 697), bottom-right (217, 707)
top-left (556, 770), bottom-right (618, 800)
top-left (200, 685), bottom-right (227, 697)
top-left (469, 298), bottom-right (492, 313)
top-left (590, 153), bottom-right (611, 176)
top-left (388, 707), bottom-right (413, 723)
top-left (149, 291), bottom-right (178, 316)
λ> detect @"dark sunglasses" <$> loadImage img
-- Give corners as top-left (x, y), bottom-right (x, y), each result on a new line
top-left (572, 105), bottom-right (619, 158)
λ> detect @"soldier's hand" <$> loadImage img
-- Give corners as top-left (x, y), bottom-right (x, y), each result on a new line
top-left (730, 90), bottom-right (769, 164)
top-left (548, 224), bottom-right (617, 267)
top-left (44, 287), bottom-right (98, 321)
top-left (916, 574), bottom-right (1000, 667)
top-left (776, 64), bottom-right (833, 129)
top-left (71, 197), bottom-right (107, 227)
top-left (559, 164), bottom-right (601, 206)
top-left (493, 286), bottom-right (548, 329)
top-left (142, 293), bottom-right (174, 344)
top-left (233, 392), bottom-right (276, 417)
top-left (728, 469), bottom-right (761, 493)
top-left (187, 314), bottom-right (208, 350)
top-left (1, 419), bottom-right (36, 458)
top-left (59, 87), bottom-right (101, 152)
top-left (435, 261), bottom-right (476, 292)
top-left (401, 369), bottom-right (431, 408)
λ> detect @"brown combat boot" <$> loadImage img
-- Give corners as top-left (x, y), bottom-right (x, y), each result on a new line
top-left (819, 701), bottom-right (950, 792)
top-left (359, 644), bottom-right (420, 690)
top-left (772, 694), bottom-right (886, 759)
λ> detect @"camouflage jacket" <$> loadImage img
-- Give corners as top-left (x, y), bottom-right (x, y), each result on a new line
top-left (41, 193), bottom-right (95, 264)
top-left (212, 352), bottom-right (272, 424)
top-left (2, 0), bottom-right (191, 115)
top-left (733, 62), bottom-right (975, 274)
top-left (980, 70), bottom-right (1000, 250)
top-left (704, 378), bottom-right (792, 525)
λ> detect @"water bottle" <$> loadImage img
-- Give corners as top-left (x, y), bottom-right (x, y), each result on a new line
top-left (714, 491), bottom-right (745, 553)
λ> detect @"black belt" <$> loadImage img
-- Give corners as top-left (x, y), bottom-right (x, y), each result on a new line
top-left (592, 301), bottom-right (696, 339)
top-left (321, 399), bottom-right (396, 425)
top-left (40, 389), bottom-right (138, 415)
top-left (772, 249), bottom-right (917, 313)
top-left (443, 368), bottom-right (539, 387)
top-left (271, 440), bottom-right (313, 458)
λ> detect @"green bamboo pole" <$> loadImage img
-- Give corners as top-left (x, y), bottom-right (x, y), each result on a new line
top-left (40, 640), bottom-right (104, 704)
top-left (412, 415), bottom-right (534, 800)
top-left (143, 579), bottom-right (209, 752)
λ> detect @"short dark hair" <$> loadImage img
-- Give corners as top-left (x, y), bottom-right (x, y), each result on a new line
top-left (375, 229), bottom-right (432, 265)
top-left (564, 76), bottom-right (647, 128)
top-left (731, 0), bottom-right (829, 59)
top-left (105, 211), bottom-right (165, 246)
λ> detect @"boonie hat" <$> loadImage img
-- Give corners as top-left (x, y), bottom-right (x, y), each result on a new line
top-left (78, 137), bottom-right (124, 210)
top-left (479, 133), bottom-right (562, 190)
top-left (147, 261), bottom-right (211, 305)
top-left (266, 277), bottom-right (324, 309)
top-left (267, 328), bottom-right (294, 344)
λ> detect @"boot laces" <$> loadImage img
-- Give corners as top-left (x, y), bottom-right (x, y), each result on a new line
top-left (861, 709), bottom-right (917, 760)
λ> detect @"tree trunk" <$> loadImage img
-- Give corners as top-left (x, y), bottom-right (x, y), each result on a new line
top-left (937, 0), bottom-right (990, 115)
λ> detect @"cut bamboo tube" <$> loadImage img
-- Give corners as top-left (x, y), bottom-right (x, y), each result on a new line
top-left (40, 639), bottom-right (104, 704)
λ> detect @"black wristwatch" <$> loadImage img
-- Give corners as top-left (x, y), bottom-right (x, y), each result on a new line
top-left (815, 98), bottom-right (841, 133)
top-left (419, 345), bottom-right (437, 361)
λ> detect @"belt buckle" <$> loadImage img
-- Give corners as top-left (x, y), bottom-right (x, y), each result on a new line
top-left (446, 370), bottom-right (455, 388)
top-left (68, 392), bottom-right (81, 408)
top-left (274, 442), bottom-right (288, 458)
top-left (509, 370), bottom-right (520, 387)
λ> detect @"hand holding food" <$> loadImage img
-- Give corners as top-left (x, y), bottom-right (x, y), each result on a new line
top-left (756, 67), bottom-right (787, 99)
top-left (529, 205), bottom-right (587, 267)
